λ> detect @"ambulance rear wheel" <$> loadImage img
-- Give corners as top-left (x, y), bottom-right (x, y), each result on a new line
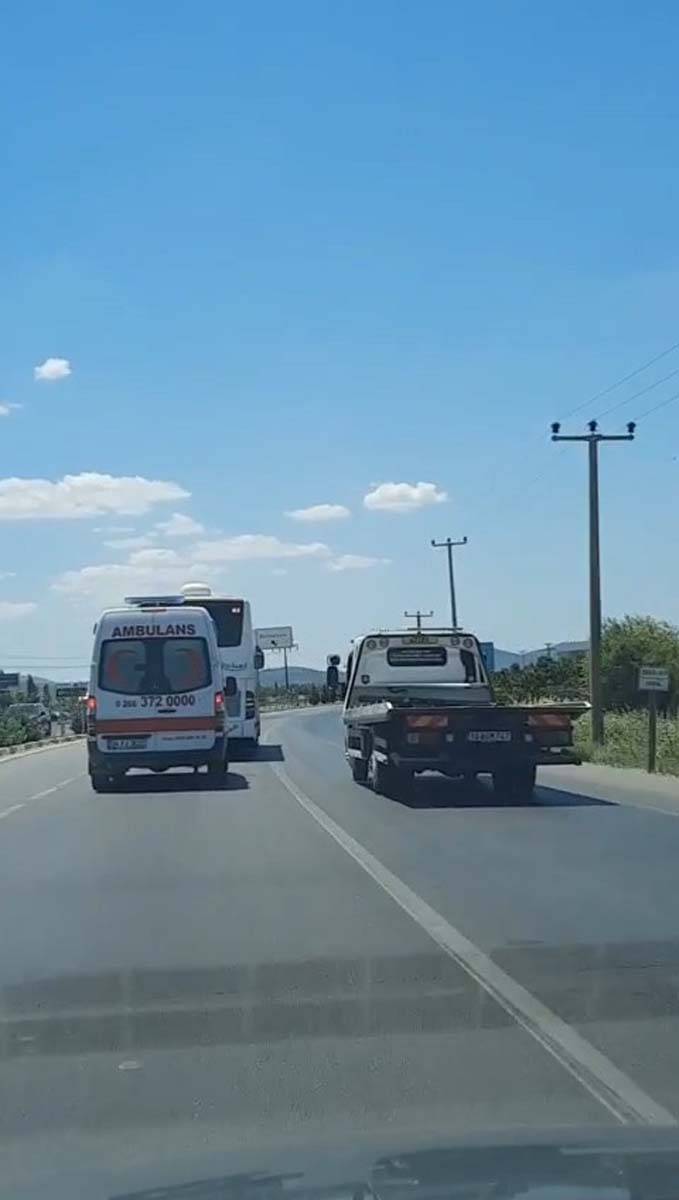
top-left (91, 772), bottom-right (113, 793)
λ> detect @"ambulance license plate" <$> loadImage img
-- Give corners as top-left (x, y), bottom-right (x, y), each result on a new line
top-left (106, 737), bottom-right (149, 750)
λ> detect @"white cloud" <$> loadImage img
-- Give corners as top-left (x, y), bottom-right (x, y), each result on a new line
top-left (0, 404), bottom-right (20, 417)
top-left (0, 571), bottom-right (16, 580)
top-left (0, 601), bottom-right (36, 620)
top-left (103, 535), bottom-right (154, 550)
top-left (155, 512), bottom-right (205, 538)
top-left (271, 568), bottom-right (288, 577)
top-left (34, 357), bottom-right (72, 382)
top-left (286, 503), bottom-right (350, 523)
top-left (193, 534), bottom-right (330, 563)
top-left (363, 481), bottom-right (448, 513)
top-left (52, 548), bottom-right (214, 598)
top-left (0, 472), bottom-right (188, 520)
top-left (328, 554), bottom-right (390, 572)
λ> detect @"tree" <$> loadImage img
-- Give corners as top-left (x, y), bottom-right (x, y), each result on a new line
top-left (602, 615), bottom-right (679, 712)
top-left (42, 683), bottom-right (51, 707)
top-left (26, 674), bottom-right (38, 701)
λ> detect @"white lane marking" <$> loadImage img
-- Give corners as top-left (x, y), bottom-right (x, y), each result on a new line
top-left (0, 774), bottom-right (86, 821)
top-left (269, 759), bottom-right (677, 1127)
top-left (29, 774), bottom-right (83, 802)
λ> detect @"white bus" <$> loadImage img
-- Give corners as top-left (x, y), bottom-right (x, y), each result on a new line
top-left (180, 584), bottom-right (262, 752)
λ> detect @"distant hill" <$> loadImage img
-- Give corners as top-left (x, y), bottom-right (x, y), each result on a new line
top-left (259, 666), bottom-right (326, 687)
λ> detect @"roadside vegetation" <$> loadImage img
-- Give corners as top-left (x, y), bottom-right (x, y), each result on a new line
top-left (491, 615), bottom-right (679, 777)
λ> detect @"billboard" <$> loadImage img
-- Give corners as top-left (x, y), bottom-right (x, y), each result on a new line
top-left (55, 684), bottom-right (88, 699)
top-left (256, 626), bottom-right (294, 650)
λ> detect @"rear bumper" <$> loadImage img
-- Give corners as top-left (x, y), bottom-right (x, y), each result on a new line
top-left (88, 735), bottom-right (227, 774)
top-left (388, 749), bottom-right (582, 772)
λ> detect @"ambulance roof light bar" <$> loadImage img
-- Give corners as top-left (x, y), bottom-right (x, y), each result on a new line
top-left (124, 594), bottom-right (186, 608)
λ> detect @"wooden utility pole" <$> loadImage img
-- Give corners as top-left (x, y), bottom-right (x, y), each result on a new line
top-left (431, 536), bottom-right (468, 628)
top-left (404, 609), bottom-right (433, 632)
top-left (551, 419), bottom-right (635, 744)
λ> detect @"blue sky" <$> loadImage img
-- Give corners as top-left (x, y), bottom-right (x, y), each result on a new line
top-left (2, 0), bottom-right (679, 675)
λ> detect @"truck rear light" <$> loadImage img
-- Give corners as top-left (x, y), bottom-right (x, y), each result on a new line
top-left (527, 713), bottom-right (570, 730)
top-left (86, 695), bottom-right (97, 735)
top-left (405, 714), bottom-right (448, 730)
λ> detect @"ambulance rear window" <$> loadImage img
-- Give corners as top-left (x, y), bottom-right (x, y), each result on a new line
top-left (99, 638), bottom-right (211, 695)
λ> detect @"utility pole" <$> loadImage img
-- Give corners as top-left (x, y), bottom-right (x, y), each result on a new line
top-left (431, 536), bottom-right (467, 628)
top-left (551, 419), bottom-right (635, 744)
top-left (404, 609), bottom-right (433, 632)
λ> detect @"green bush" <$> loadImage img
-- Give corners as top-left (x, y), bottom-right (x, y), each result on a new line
top-left (574, 710), bottom-right (679, 776)
top-left (0, 716), bottom-right (35, 747)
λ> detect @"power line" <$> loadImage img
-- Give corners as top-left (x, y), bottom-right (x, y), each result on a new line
top-left (633, 386), bottom-right (679, 423)
top-left (559, 338), bottom-right (679, 422)
top-left (596, 365), bottom-right (679, 420)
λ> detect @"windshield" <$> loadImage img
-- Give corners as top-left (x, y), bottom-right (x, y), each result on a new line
top-left (99, 638), bottom-right (211, 694)
top-left (197, 600), bottom-right (244, 648)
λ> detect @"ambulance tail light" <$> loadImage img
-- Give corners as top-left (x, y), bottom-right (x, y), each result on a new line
top-left (86, 695), bottom-right (97, 736)
top-left (214, 691), bottom-right (225, 730)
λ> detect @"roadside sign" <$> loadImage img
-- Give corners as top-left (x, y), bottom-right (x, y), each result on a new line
top-left (0, 672), bottom-right (20, 690)
top-left (638, 667), bottom-right (670, 692)
top-left (55, 684), bottom-right (87, 699)
top-left (256, 626), bottom-right (294, 650)
top-left (479, 642), bottom-right (495, 673)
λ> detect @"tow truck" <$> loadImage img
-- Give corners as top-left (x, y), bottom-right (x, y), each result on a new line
top-left (342, 628), bottom-right (587, 800)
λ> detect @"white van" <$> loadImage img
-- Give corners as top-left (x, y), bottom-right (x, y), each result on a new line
top-left (86, 602), bottom-right (230, 791)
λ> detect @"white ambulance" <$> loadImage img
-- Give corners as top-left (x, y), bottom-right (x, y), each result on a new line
top-left (86, 599), bottom-right (230, 791)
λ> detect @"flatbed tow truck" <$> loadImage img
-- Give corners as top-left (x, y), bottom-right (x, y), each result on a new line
top-left (342, 628), bottom-right (588, 800)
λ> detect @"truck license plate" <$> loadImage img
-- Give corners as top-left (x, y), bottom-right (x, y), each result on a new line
top-left (467, 730), bottom-right (511, 743)
top-left (106, 737), bottom-right (149, 750)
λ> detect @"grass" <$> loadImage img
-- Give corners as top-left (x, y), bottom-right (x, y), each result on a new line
top-left (574, 710), bottom-right (679, 776)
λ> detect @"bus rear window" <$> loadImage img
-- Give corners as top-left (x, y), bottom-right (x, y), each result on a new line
top-left (197, 600), bottom-right (244, 647)
top-left (99, 638), bottom-right (211, 695)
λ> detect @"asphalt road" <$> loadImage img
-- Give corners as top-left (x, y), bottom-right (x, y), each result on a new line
top-left (4, 707), bottom-right (679, 1193)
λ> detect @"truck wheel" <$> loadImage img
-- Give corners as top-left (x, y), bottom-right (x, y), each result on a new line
top-left (350, 756), bottom-right (368, 783)
top-left (492, 766), bottom-right (536, 801)
top-left (511, 764), bottom-right (537, 800)
top-left (367, 753), bottom-right (403, 799)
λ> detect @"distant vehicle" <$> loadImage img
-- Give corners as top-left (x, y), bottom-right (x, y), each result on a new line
top-left (86, 600), bottom-right (229, 792)
top-left (179, 584), bottom-right (263, 754)
top-left (6, 702), bottom-right (51, 739)
top-left (342, 628), bottom-right (587, 799)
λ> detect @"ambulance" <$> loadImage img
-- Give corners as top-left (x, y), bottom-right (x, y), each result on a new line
top-left (86, 599), bottom-right (230, 791)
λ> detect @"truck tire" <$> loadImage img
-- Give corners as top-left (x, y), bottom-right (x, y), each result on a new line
top-left (511, 764), bottom-right (537, 800)
top-left (350, 756), bottom-right (368, 783)
top-left (367, 752), bottom-right (405, 799)
top-left (492, 765), bottom-right (536, 801)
